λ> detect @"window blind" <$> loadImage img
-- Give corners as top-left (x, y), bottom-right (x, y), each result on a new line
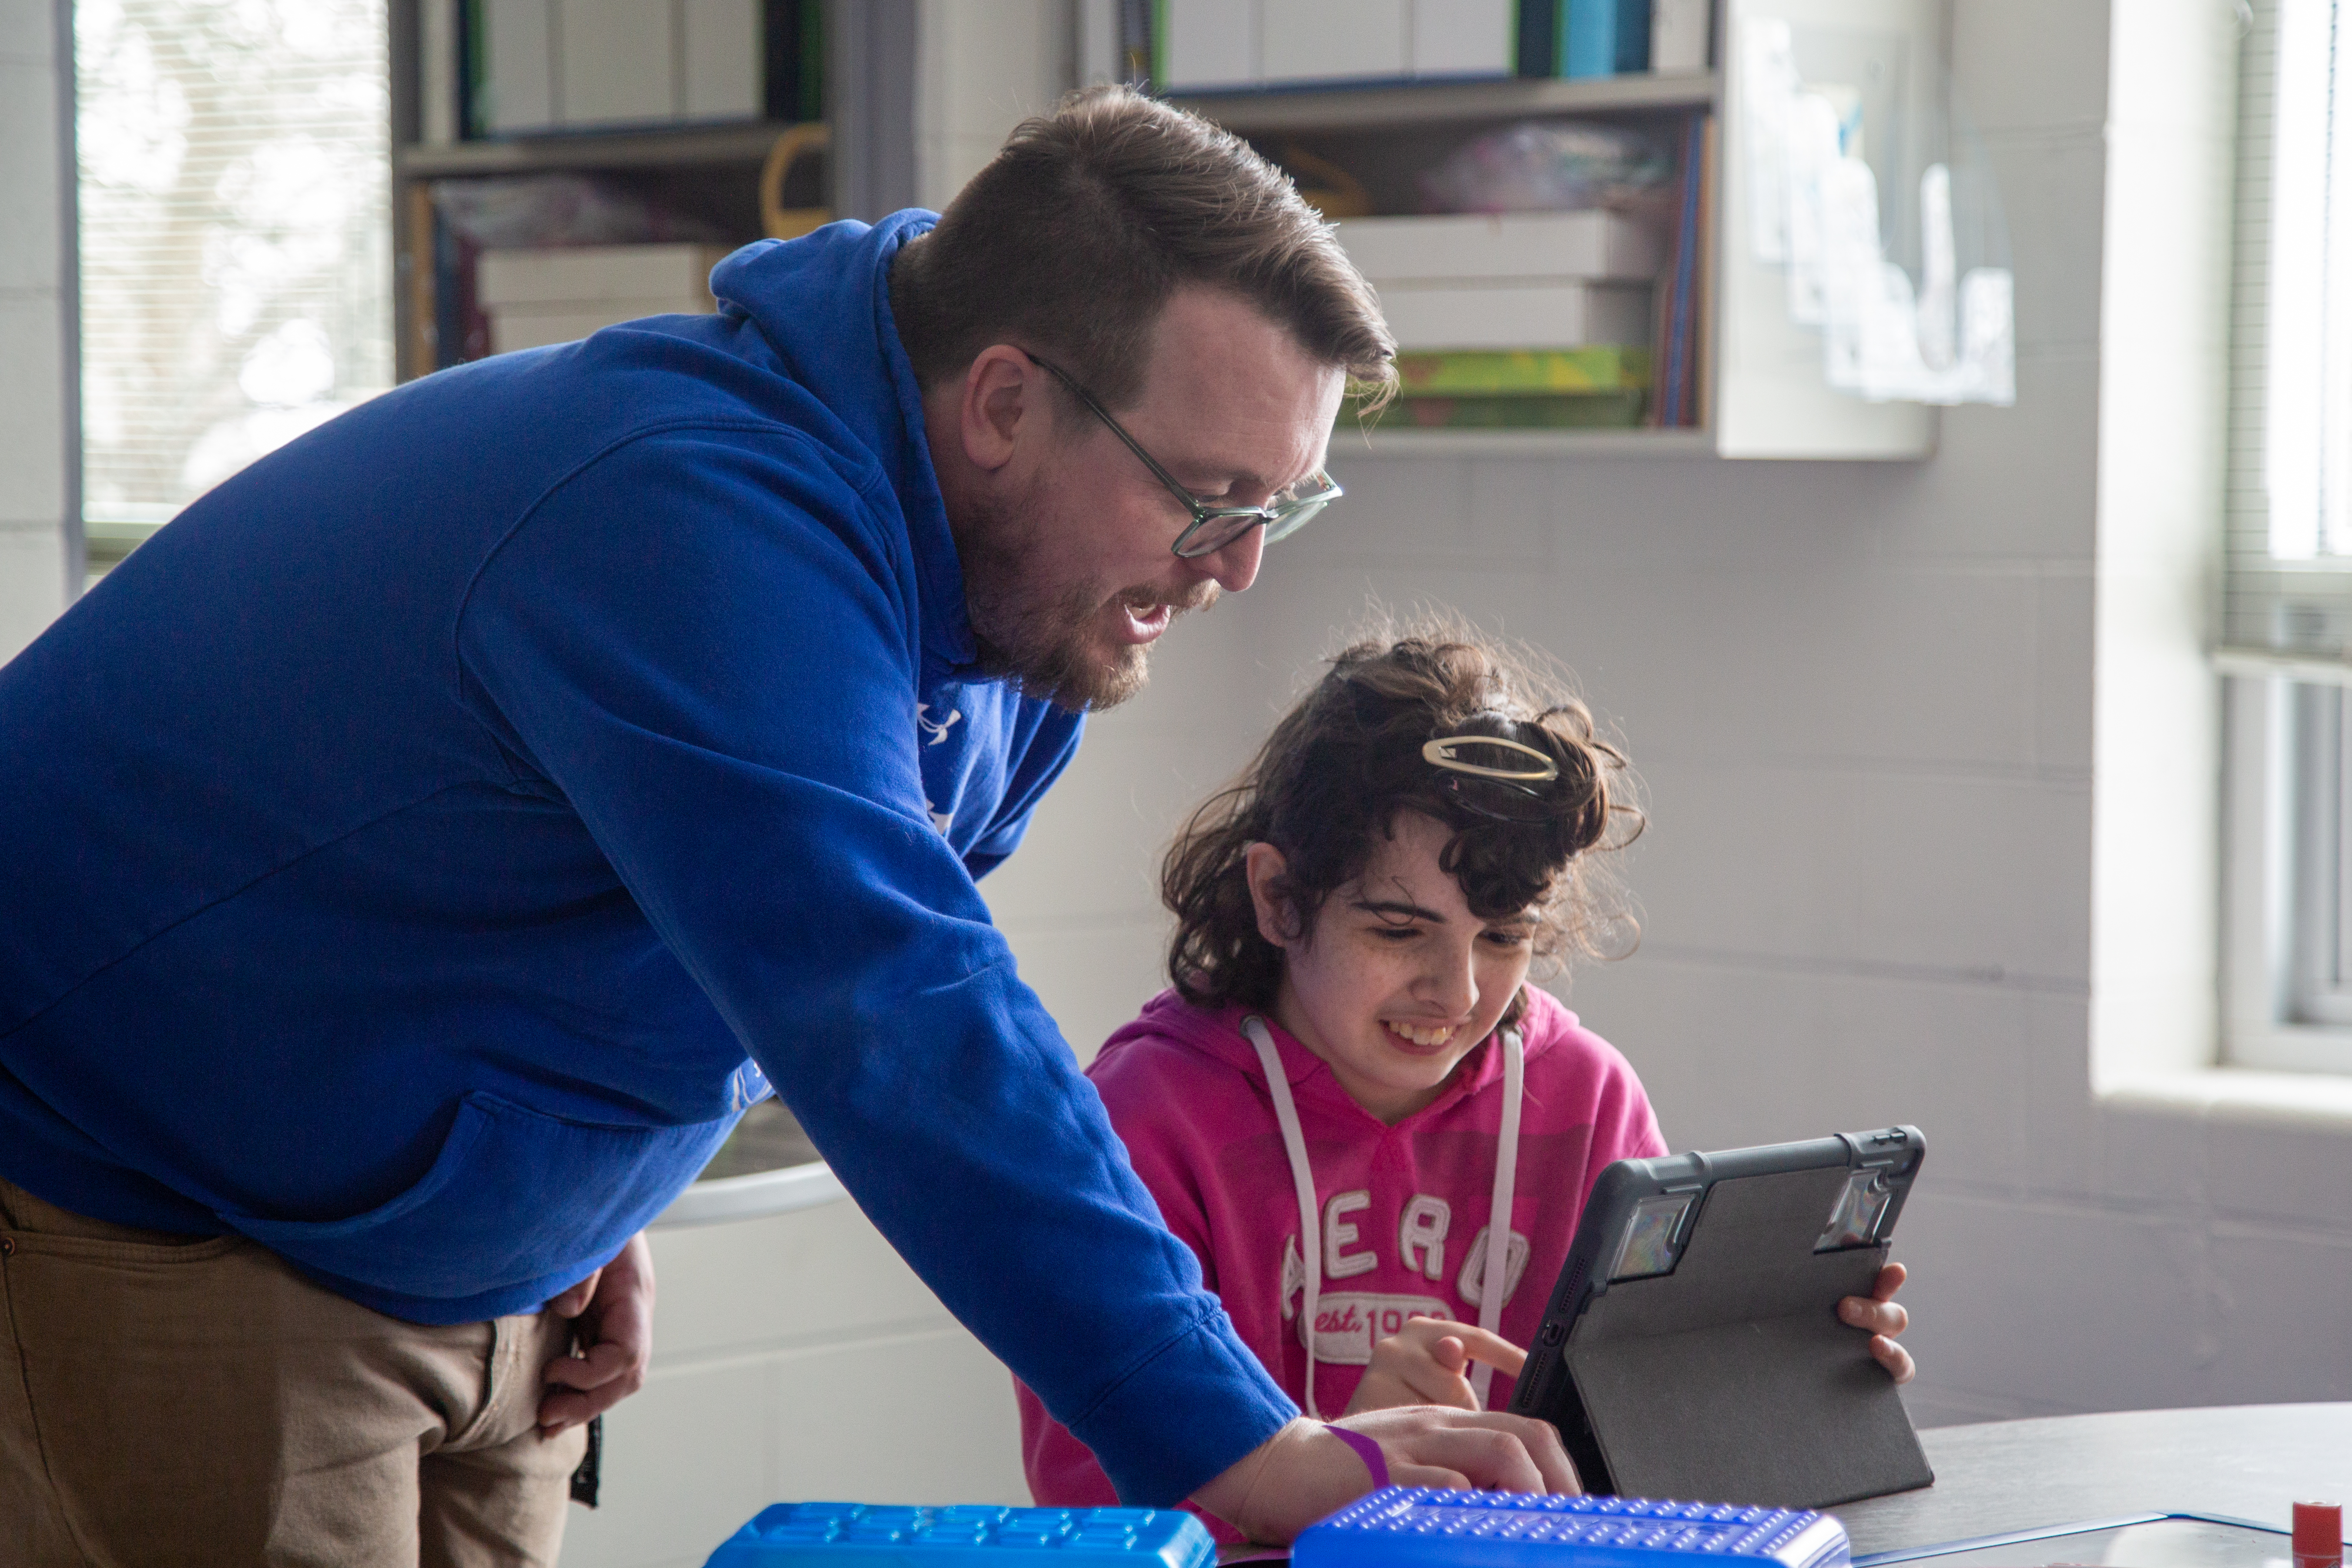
top-left (77, 0), bottom-right (392, 548)
top-left (2224, 0), bottom-right (2352, 655)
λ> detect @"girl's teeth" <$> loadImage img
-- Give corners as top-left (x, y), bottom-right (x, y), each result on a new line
top-left (1388, 1021), bottom-right (1456, 1048)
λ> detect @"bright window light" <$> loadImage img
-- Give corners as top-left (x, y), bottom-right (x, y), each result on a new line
top-left (77, 0), bottom-right (391, 549)
top-left (2270, 0), bottom-right (2338, 558)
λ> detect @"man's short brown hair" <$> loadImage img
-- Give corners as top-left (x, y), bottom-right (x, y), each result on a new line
top-left (890, 84), bottom-right (1395, 410)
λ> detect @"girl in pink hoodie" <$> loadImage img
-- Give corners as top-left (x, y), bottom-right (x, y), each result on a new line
top-left (1018, 630), bottom-right (1911, 1519)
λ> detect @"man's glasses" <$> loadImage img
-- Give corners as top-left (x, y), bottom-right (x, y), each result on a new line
top-left (1026, 353), bottom-right (1343, 560)
top-left (1423, 733), bottom-right (1565, 824)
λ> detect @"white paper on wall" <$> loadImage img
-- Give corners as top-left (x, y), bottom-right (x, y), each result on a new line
top-left (1740, 17), bottom-right (2014, 406)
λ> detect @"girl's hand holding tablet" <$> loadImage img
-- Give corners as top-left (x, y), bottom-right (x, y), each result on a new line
top-left (1841, 1261), bottom-right (1916, 1384)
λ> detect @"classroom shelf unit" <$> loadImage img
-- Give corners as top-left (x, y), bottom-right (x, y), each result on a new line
top-left (1165, 69), bottom-right (1720, 133)
top-left (386, 0), bottom-right (828, 384)
top-left (1346, 426), bottom-right (1720, 459)
top-left (392, 120), bottom-right (797, 180)
top-left (1171, 0), bottom-right (1956, 462)
top-left (384, 0), bottom-right (1962, 459)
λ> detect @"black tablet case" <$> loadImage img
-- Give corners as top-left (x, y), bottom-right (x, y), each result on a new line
top-left (1560, 1162), bottom-right (1933, 1508)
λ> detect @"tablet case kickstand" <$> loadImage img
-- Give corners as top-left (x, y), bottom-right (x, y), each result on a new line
top-left (1565, 1164), bottom-right (1934, 1508)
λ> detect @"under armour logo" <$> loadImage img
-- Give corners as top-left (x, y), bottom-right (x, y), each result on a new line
top-left (915, 704), bottom-right (962, 747)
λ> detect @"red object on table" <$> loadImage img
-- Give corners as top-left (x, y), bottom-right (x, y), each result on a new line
top-left (2294, 1502), bottom-right (2342, 1568)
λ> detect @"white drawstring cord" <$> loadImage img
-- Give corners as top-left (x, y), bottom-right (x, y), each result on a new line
top-left (1243, 1013), bottom-right (1527, 1415)
top-left (1243, 1015), bottom-right (1325, 1419)
top-left (1468, 1026), bottom-right (1524, 1409)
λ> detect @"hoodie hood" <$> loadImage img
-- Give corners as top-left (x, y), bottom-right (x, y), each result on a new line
top-left (709, 211), bottom-right (977, 681)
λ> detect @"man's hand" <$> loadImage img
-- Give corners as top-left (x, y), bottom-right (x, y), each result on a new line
top-left (1193, 1408), bottom-right (1578, 1545)
top-left (538, 1230), bottom-right (656, 1437)
top-left (1344, 1316), bottom-right (1527, 1414)
top-left (1836, 1260), bottom-right (1914, 1384)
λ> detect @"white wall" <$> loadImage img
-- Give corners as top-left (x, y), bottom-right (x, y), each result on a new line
top-left (989, 0), bottom-right (2352, 1429)
top-left (561, 1203), bottom-right (1031, 1568)
top-left (0, 0), bottom-right (74, 655)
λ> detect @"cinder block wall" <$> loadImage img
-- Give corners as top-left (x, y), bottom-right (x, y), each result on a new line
top-left (988, 0), bottom-right (2352, 1430)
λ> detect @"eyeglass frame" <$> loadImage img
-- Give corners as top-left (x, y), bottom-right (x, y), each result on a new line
top-left (1022, 351), bottom-right (1343, 560)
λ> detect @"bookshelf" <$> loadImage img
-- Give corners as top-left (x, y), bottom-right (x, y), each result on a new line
top-left (1165, 0), bottom-right (1954, 462)
top-left (386, 0), bottom-right (828, 384)
top-left (383, 0), bottom-right (1959, 459)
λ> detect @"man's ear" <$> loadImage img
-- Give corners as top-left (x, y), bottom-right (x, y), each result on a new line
top-left (1243, 841), bottom-right (1297, 949)
top-left (958, 345), bottom-right (1039, 474)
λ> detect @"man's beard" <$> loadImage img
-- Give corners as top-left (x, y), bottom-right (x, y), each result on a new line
top-left (955, 489), bottom-right (1216, 713)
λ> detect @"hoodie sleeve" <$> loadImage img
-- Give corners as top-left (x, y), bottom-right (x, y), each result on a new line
top-left (1021, 1029), bottom-right (1251, 1545)
top-left (457, 426), bottom-right (1295, 1505)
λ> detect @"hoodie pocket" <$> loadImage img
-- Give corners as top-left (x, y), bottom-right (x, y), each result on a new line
top-left (225, 1090), bottom-right (734, 1300)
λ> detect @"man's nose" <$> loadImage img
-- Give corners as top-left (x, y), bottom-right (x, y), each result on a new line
top-left (1196, 523), bottom-right (1265, 593)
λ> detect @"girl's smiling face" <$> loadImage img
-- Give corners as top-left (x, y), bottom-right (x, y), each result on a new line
top-left (1246, 810), bottom-right (1539, 1125)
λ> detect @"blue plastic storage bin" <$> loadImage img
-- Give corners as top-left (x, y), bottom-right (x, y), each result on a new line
top-left (704, 1502), bottom-right (1216, 1568)
top-left (1291, 1489), bottom-right (1853, 1568)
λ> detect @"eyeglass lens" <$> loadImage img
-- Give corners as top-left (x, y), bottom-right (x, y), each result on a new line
top-left (1173, 484), bottom-right (1336, 559)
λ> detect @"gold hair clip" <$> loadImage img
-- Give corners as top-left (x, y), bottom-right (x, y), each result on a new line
top-left (1421, 734), bottom-right (1560, 784)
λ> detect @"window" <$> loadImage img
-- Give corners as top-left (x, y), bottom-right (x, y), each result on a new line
top-left (77, 0), bottom-right (392, 573)
top-left (2220, 0), bottom-right (2352, 1073)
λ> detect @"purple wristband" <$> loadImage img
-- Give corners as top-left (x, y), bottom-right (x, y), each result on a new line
top-left (1323, 1423), bottom-right (1390, 1492)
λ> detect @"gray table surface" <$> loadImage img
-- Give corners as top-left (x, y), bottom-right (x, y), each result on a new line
top-left (1829, 1403), bottom-right (2352, 1558)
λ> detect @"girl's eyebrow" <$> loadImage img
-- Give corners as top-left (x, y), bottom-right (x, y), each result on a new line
top-left (1352, 898), bottom-right (1446, 922)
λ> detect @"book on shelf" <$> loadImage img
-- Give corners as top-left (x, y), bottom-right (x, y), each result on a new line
top-left (1151, 0), bottom-right (1518, 93)
top-left (1649, 0), bottom-right (1709, 74)
top-left (1395, 346), bottom-right (1650, 395)
top-left (1559, 0), bottom-right (1650, 78)
top-left (1692, 111), bottom-right (1718, 431)
top-left (1138, 2), bottom-right (1701, 94)
top-left (455, 0), bottom-right (821, 140)
top-left (1648, 110), bottom-right (1709, 428)
top-left (1379, 281), bottom-right (1652, 353)
top-left (419, 170), bottom-right (744, 372)
top-left (1379, 348), bottom-right (1650, 431)
top-left (1515, 0), bottom-right (1558, 77)
top-left (432, 214), bottom-right (489, 371)
top-left (1521, 1), bottom-right (1712, 80)
top-left (1335, 210), bottom-right (1664, 284)
top-left (417, 241), bottom-right (732, 358)
top-left (422, 0), bottom-right (460, 144)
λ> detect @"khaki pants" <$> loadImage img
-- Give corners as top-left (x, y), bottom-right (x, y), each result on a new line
top-left (0, 1175), bottom-right (589, 1567)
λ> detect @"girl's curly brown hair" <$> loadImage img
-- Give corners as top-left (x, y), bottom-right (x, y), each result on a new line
top-left (1163, 622), bottom-right (1643, 1016)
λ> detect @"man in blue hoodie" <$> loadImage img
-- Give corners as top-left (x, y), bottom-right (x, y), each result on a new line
top-left (0, 87), bottom-right (1573, 1563)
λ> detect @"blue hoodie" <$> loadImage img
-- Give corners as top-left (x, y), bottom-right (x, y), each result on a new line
top-left (0, 214), bottom-right (1294, 1505)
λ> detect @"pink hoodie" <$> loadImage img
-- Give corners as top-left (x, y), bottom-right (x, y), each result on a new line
top-left (1016, 985), bottom-right (1663, 1524)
